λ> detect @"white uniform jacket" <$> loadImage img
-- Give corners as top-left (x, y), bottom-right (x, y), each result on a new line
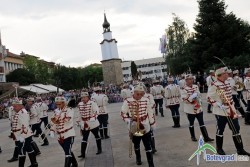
top-left (244, 77), bottom-right (250, 100)
top-left (51, 107), bottom-right (76, 141)
top-left (29, 104), bottom-right (41, 125)
top-left (12, 108), bottom-right (33, 141)
top-left (121, 88), bottom-right (132, 100)
top-left (207, 79), bottom-right (236, 116)
top-left (178, 79), bottom-right (186, 89)
top-left (164, 84), bottom-right (181, 106)
top-left (150, 85), bottom-right (164, 99)
top-left (144, 93), bottom-right (155, 110)
top-left (77, 100), bottom-right (100, 130)
top-left (227, 77), bottom-right (238, 95)
top-left (91, 93), bottom-right (109, 115)
top-left (206, 75), bottom-right (216, 87)
top-left (36, 102), bottom-right (49, 118)
top-left (181, 85), bottom-right (202, 114)
top-left (121, 97), bottom-right (155, 134)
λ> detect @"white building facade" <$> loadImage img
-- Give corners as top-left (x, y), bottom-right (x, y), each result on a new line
top-left (121, 57), bottom-right (167, 82)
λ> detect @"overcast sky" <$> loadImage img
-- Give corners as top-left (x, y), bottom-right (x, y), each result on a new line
top-left (0, 0), bottom-right (249, 67)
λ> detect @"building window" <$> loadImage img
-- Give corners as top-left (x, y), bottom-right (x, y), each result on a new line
top-left (0, 66), bottom-right (4, 73)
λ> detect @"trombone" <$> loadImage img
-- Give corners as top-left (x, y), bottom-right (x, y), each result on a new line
top-left (38, 121), bottom-right (53, 143)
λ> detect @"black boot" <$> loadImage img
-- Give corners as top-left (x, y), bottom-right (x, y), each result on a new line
top-left (41, 134), bottom-right (49, 146)
top-left (8, 146), bottom-right (19, 162)
top-left (96, 139), bottom-right (102, 155)
top-left (176, 116), bottom-right (181, 127)
top-left (189, 126), bottom-right (197, 141)
top-left (71, 152), bottom-right (78, 167)
top-left (78, 142), bottom-right (87, 158)
top-left (233, 135), bottom-right (250, 156)
top-left (172, 117), bottom-right (177, 128)
top-left (216, 135), bottom-right (225, 155)
top-left (104, 128), bottom-right (110, 139)
top-left (99, 129), bottom-right (104, 139)
top-left (245, 112), bottom-right (250, 125)
top-left (134, 149), bottom-right (142, 165)
top-left (151, 136), bottom-right (157, 154)
top-left (159, 107), bottom-right (164, 117)
top-left (146, 151), bottom-right (154, 167)
top-left (0, 146), bottom-right (1, 153)
top-left (155, 108), bottom-right (158, 116)
top-left (31, 141), bottom-right (41, 155)
top-left (19, 156), bottom-right (26, 167)
top-left (27, 151), bottom-right (38, 167)
top-left (64, 156), bottom-right (72, 167)
top-left (200, 126), bottom-right (214, 142)
top-left (207, 104), bottom-right (212, 113)
top-left (238, 107), bottom-right (245, 118)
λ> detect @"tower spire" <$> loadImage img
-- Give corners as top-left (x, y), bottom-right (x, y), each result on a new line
top-left (102, 13), bottom-right (110, 33)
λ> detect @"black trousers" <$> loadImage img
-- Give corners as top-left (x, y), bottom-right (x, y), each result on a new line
top-left (18, 136), bottom-right (34, 156)
top-left (81, 127), bottom-right (101, 142)
top-left (154, 99), bottom-right (163, 110)
top-left (31, 123), bottom-right (42, 135)
top-left (40, 116), bottom-right (49, 128)
top-left (98, 114), bottom-right (108, 129)
top-left (169, 104), bottom-right (180, 117)
top-left (247, 100), bottom-right (250, 112)
top-left (132, 132), bottom-right (152, 152)
top-left (232, 95), bottom-right (241, 109)
top-left (215, 115), bottom-right (240, 136)
top-left (59, 137), bottom-right (74, 156)
top-left (186, 112), bottom-right (205, 127)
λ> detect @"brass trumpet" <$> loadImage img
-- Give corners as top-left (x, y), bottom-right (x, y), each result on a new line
top-left (235, 81), bottom-right (244, 91)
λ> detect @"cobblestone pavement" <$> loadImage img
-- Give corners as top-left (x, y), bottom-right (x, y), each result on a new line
top-left (0, 93), bottom-right (249, 167)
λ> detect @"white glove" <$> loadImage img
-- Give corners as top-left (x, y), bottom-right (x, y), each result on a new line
top-left (216, 102), bottom-right (226, 110)
top-left (124, 118), bottom-right (130, 124)
top-left (19, 136), bottom-right (25, 143)
top-left (190, 93), bottom-right (198, 99)
top-left (150, 124), bottom-right (156, 131)
top-left (50, 131), bottom-right (55, 138)
top-left (89, 117), bottom-right (96, 122)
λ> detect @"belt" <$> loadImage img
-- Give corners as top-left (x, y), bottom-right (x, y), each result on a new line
top-left (12, 129), bottom-right (21, 132)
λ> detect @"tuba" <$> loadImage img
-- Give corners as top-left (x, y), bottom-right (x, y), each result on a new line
top-left (129, 101), bottom-right (146, 137)
top-left (235, 81), bottom-right (244, 91)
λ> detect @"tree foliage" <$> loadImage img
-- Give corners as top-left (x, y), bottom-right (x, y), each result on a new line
top-left (165, 13), bottom-right (191, 74)
top-left (131, 61), bottom-right (138, 79)
top-left (6, 68), bottom-right (36, 85)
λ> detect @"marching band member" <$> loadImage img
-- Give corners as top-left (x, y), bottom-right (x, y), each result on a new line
top-left (76, 92), bottom-right (102, 158)
top-left (143, 83), bottom-right (157, 154)
top-left (207, 67), bottom-right (250, 155)
top-left (206, 70), bottom-right (216, 113)
top-left (91, 87), bottom-right (110, 139)
top-left (121, 85), bottom-right (156, 167)
top-left (165, 77), bottom-right (181, 128)
top-left (7, 104), bottom-right (20, 163)
top-left (36, 96), bottom-right (49, 146)
top-left (121, 83), bottom-right (132, 100)
top-left (227, 69), bottom-right (246, 117)
top-left (181, 74), bottom-right (214, 142)
top-left (233, 70), bottom-right (247, 107)
top-left (150, 79), bottom-right (165, 117)
top-left (244, 68), bottom-right (250, 125)
top-left (12, 98), bottom-right (38, 167)
top-left (49, 96), bottom-right (78, 167)
top-left (178, 74), bottom-right (186, 90)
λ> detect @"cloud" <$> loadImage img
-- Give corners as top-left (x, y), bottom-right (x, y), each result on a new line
top-left (0, 0), bottom-right (249, 67)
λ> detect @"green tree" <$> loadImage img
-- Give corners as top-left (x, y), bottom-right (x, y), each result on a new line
top-left (6, 68), bottom-right (36, 85)
top-left (131, 61), bottom-right (138, 79)
top-left (165, 13), bottom-right (191, 74)
top-left (188, 0), bottom-right (250, 72)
